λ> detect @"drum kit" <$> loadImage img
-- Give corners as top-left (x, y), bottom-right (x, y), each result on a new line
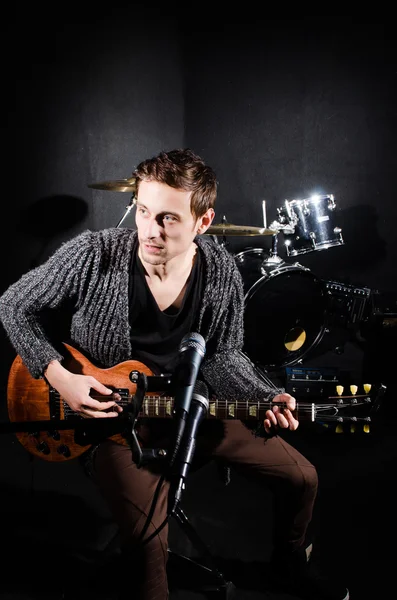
top-left (89, 177), bottom-right (345, 372)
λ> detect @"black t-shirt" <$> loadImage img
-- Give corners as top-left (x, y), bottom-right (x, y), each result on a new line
top-left (128, 245), bottom-right (203, 375)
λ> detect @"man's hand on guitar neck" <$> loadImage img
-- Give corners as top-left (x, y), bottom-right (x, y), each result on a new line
top-left (263, 392), bottom-right (299, 435)
top-left (44, 360), bottom-right (123, 418)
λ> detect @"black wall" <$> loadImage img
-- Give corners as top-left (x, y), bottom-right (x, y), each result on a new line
top-left (1, 16), bottom-right (396, 598)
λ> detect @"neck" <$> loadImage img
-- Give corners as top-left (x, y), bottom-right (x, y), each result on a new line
top-left (138, 243), bottom-right (197, 282)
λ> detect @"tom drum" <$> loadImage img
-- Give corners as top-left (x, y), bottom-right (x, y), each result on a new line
top-left (277, 194), bottom-right (344, 257)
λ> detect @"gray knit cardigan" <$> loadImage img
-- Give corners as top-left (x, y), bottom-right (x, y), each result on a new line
top-left (0, 228), bottom-right (281, 402)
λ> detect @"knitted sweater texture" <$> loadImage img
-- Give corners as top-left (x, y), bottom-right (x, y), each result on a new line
top-left (0, 228), bottom-right (281, 402)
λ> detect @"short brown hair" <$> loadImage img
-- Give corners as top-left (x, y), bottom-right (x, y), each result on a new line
top-left (134, 148), bottom-right (217, 220)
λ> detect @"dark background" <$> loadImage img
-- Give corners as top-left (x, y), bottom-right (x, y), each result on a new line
top-left (1, 13), bottom-right (396, 600)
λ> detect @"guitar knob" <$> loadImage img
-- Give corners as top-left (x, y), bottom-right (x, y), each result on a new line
top-left (350, 385), bottom-right (358, 395)
top-left (350, 424), bottom-right (356, 433)
top-left (36, 441), bottom-right (50, 455)
top-left (336, 385), bottom-right (344, 396)
top-left (363, 383), bottom-right (372, 394)
top-left (363, 424), bottom-right (370, 433)
top-left (57, 444), bottom-right (71, 457)
top-left (335, 424), bottom-right (344, 433)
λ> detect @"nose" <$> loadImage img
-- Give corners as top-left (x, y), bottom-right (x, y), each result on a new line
top-left (144, 216), bottom-right (163, 239)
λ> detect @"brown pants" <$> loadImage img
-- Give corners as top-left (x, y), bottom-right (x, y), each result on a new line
top-left (92, 420), bottom-right (318, 600)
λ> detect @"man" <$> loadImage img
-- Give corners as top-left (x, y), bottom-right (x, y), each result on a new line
top-left (0, 148), bottom-right (349, 600)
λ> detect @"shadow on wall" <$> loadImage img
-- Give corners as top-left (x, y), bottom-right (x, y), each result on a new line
top-left (329, 204), bottom-right (387, 269)
top-left (0, 195), bottom-right (88, 408)
top-left (278, 204), bottom-right (388, 287)
top-left (17, 194), bottom-right (88, 269)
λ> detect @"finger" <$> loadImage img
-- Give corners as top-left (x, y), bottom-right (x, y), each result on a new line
top-left (81, 406), bottom-right (120, 418)
top-left (284, 408), bottom-right (299, 430)
top-left (88, 379), bottom-right (113, 395)
top-left (265, 409), bottom-right (278, 427)
top-left (275, 410), bottom-right (290, 429)
top-left (263, 419), bottom-right (272, 434)
top-left (279, 393), bottom-right (296, 411)
top-left (84, 398), bottom-right (121, 411)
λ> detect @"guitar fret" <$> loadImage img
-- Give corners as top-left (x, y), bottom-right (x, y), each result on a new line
top-left (166, 399), bottom-right (172, 416)
top-left (139, 397), bottom-right (175, 418)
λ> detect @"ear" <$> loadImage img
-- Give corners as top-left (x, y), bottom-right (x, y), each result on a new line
top-left (196, 208), bottom-right (215, 235)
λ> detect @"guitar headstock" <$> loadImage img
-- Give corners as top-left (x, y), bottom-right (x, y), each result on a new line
top-left (314, 382), bottom-right (387, 434)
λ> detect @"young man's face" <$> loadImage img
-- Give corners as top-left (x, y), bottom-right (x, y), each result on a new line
top-left (135, 180), bottom-right (214, 266)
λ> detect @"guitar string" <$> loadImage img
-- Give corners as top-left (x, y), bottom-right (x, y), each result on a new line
top-left (59, 394), bottom-right (371, 420)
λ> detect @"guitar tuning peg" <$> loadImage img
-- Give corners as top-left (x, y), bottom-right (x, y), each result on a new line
top-left (363, 383), bottom-right (372, 394)
top-left (336, 385), bottom-right (344, 396)
top-left (335, 423), bottom-right (344, 433)
top-left (350, 385), bottom-right (358, 395)
top-left (363, 424), bottom-right (370, 433)
top-left (350, 424), bottom-right (356, 433)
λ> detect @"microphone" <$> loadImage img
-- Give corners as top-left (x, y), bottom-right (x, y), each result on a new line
top-left (167, 332), bottom-right (206, 469)
top-left (168, 380), bottom-right (209, 513)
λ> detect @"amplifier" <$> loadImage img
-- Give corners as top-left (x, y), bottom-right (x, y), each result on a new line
top-left (285, 365), bottom-right (339, 399)
top-left (323, 280), bottom-right (372, 328)
top-left (369, 289), bottom-right (397, 328)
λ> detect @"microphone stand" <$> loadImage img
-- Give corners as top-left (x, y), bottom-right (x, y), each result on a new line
top-left (169, 504), bottom-right (236, 597)
top-left (128, 371), bottom-right (169, 468)
top-left (134, 375), bottom-right (236, 598)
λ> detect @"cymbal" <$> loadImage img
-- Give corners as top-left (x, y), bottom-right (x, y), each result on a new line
top-left (205, 223), bottom-right (277, 236)
top-left (88, 178), bottom-right (136, 192)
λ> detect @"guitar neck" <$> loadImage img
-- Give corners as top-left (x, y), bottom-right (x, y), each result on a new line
top-left (114, 393), bottom-right (373, 423)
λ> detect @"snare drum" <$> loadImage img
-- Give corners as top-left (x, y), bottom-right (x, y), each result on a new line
top-left (277, 194), bottom-right (344, 257)
top-left (235, 248), bottom-right (327, 369)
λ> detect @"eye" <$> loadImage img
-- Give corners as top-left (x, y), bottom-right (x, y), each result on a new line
top-left (164, 215), bottom-right (177, 223)
top-left (137, 206), bottom-right (148, 216)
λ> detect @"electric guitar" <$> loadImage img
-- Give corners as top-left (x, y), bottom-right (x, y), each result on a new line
top-left (2, 343), bottom-right (385, 462)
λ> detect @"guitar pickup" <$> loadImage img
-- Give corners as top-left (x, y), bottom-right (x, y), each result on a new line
top-left (129, 371), bottom-right (173, 392)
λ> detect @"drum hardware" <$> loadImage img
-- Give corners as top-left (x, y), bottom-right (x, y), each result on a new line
top-left (264, 232), bottom-right (284, 266)
top-left (207, 215), bottom-right (230, 247)
top-left (88, 177), bottom-right (137, 228)
top-left (261, 199), bottom-right (289, 266)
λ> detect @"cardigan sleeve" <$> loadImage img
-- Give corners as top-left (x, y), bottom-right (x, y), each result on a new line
top-left (0, 230), bottom-right (98, 378)
top-left (201, 345), bottom-right (284, 403)
top-left (198, 245), bottom-right (284, 402)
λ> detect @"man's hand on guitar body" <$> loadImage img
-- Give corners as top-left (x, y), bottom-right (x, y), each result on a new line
top-left (44, 360), bottom-right (123, 418)
top-left (264, 392), bottom-right (299, 435)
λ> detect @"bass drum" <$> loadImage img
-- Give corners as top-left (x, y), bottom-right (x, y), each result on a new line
top-left (234, 248), bottom-right (327, 370)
